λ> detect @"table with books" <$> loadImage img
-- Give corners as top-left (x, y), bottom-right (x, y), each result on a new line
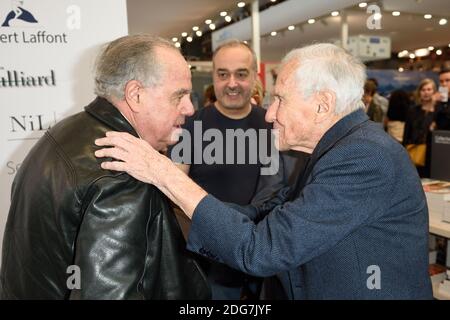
top-left (423, 179), bottom-right (450, 300)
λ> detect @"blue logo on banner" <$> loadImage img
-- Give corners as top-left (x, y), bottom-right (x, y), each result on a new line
top-left (1, 1), bottom-right (38, 27)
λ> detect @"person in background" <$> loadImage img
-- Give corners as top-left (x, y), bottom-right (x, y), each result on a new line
top-left (403, 78), bottom-right (437, 178)
top-left (433, 68), bottom-right (450, 130)
top-left (203, 84), bottom-right (216, 107)
top-left (168, 39), bottom-right (283, 300)
top-left (251, 77), bottom-right (265, 106)
top-left (385, 89), bottom-right (411, 143)
top-left (368, 77), bottom-right (389, 121)
top-left (363, 80), bottom-right (384, 123)
top-left (0, 35), bottom-right (210, 300)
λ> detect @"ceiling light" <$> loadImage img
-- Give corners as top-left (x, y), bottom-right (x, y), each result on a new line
top-left (220, 11), bottom-right (227, 17)
top-left (225, 16), bottom-right (232, 22)
top-left (409, 53), bottom-right (416, 59)
top-left (374, 13), bottom-right (382, 20)
top-left (439, 18), bottom-right (448, 25)
top-left (175, 42), bottom-right (181, 48)
top-left (209, 23), bottom-right (216, 30)
top-left (192, 26), bottom-right (199, 31)
top-left (308, 18), bottom-right (315, 24)
top-left (448, 44), bottom-right (450, 47)
top-left (270, 0), bottom-right (277, 2)
top-left (436, 49), bottom-right (443, 55)
top-left (172, 37), bottom-right (178, 42)
top-left (186, 36), bottom-right (193, 43)
top-left (414, 48), bottom-right (430, 57)
top-left (237, 2), bottom-right (245, 8)
top-left (424, 14), bottom-right (432, 19)
top-left (392, 11), bottom-right (400, 16)
top-left (205, 19), bottom-right (212, 24)
top-left (181, 32), bottom-right (188, 37)
top-left (398, 67), bottom-right (404, 72)
top-left (428, 46), bottom-right (434, 51)
top-left (288, 25), bottom-right (295, 31)
top-left (397, 50), bottom-right (409, 58)
top-left (270, 31), bottom-right (277, 36)
top-left (196, 30), bottom-right (202, 37)
top-left (359, 2), bottom-right (367, 8)
top-left (331, 11), bottom-right (339, 17)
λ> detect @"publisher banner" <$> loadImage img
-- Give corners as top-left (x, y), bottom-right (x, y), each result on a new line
top-left (0, 0), bottom-right (128, 265)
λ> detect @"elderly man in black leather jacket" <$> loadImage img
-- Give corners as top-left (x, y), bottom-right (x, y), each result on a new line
top-left (0, 35), bottom-right (210, 299)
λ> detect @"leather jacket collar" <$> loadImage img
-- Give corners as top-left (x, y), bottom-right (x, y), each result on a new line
top-left (85, 97), bottom-right (138, 137)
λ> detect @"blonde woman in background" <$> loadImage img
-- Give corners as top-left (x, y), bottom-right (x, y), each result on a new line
top-left (403, 78), bottom-right (437, 177)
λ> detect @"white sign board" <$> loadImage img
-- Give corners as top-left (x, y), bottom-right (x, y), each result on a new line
top-left (0, 0), bottom-right (128, 266)
top-left (335, 35), bottom-right (391, 62)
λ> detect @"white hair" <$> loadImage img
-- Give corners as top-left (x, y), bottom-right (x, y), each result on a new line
top-left (282, 43), bottom-right (366, 115)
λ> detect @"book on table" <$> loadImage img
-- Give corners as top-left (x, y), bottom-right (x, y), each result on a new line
top-left (421, 179), bottom-right (450, 222)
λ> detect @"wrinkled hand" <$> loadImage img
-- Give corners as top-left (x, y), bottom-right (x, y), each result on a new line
top-left (94, 131), bottom-right (172, 187)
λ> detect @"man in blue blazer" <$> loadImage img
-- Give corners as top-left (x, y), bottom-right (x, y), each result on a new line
top-left (95, 43), bottom-right (433, 299)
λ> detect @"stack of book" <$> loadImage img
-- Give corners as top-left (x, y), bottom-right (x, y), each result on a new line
top-left (429, 263), bottom-right (447, 276)
top-left (422, 179), bottom-right (450, 223)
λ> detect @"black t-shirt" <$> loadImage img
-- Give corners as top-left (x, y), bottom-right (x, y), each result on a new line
top-left (169, 104), bottom-right (274, 205)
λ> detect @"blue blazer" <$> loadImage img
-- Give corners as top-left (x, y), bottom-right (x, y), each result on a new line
top-left (187, 109), bottom-right (432, 299)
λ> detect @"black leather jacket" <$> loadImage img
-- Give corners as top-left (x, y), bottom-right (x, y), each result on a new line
top-left (0, 97), bottom-right (210, 299)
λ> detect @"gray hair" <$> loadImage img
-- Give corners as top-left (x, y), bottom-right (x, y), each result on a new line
top-left (213, 39), bottom-right (258, 72)
top-left (94, 34), bottom-right (177, 100)
top-left (282, 43), bottom-right (366, 115)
